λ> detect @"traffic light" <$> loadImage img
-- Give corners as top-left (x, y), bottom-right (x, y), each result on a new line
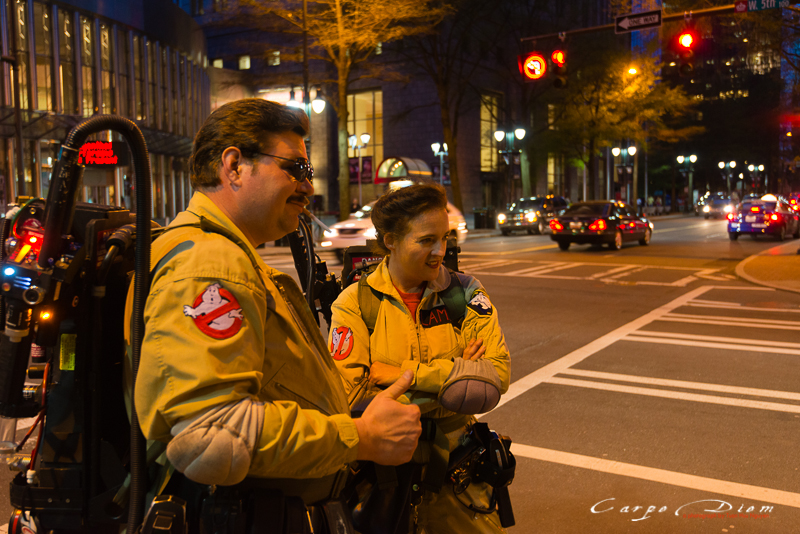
top-left (672, 28), bottom-right (698, 76)
top-left (551, 49), bottom-right (567, 89)
top-left (519, 52), bottom-right (547, 81)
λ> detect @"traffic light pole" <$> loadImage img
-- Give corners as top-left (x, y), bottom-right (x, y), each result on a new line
top-left (521, 4), bottom-right (738, 43)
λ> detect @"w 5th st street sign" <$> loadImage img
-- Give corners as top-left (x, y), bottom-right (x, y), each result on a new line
top-left (735, 0), bottom-right (790, 11)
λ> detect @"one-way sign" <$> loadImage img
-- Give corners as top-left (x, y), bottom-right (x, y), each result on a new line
top-left (615, 9), bottom-right (663, 34)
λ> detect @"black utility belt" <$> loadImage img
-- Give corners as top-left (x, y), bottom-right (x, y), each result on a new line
top-left (231, 467), bottom-right (351, 505)
top-left (201, 477), bottom-right (354, 534)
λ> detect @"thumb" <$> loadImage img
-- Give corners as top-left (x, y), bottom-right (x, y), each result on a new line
top-left (376, 370), bottom-right (414, 400)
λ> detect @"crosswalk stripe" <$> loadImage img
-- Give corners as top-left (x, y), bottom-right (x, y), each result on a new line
top-left (631, 330), bottom-right (800, 350)
top-left (511, 444), bottom-right (800, 508)
top-left (560, 368), bottom-right (800, 400)
top-left (547, 376), bottom-right (800, 413)
top-left (624, 335), bottom-right (800, 356)
top-left (659, 314), bottom-right (800, 330)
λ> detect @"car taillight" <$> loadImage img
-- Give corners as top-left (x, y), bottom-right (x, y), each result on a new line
top-left (770, 213), bottom-right (780, 222)
top-left (750, 206), bottom-right (760, 213)
top-left (550, 220), bottom-right (564, 232)
top-left (726, 212), bottom-right (735, 221)
top-left (587, 219), bottom-right (607, 231)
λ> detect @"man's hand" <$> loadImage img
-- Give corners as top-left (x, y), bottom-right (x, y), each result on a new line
top-left (368, 361), bottom-right (403, 386)
top-left (354, 370), bottom-right (421, 465)
top-left (462, 338), bottom-right (485, 361)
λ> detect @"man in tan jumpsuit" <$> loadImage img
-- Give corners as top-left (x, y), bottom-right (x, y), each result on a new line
top-left (126, 99), bottom-right (421, 531)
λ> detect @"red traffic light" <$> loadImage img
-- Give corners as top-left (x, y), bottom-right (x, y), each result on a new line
top-left (521, 52), bottom-right (547, 80)
top-left (551, 50), bottom-right (566, 67)
top-left (678, 32), bottom-right (694, 49)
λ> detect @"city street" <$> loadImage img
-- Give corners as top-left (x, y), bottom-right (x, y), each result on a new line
top-left (289, 214), bottom-right (799, 533)
top-left (3, 215), bottom-right (799, 533)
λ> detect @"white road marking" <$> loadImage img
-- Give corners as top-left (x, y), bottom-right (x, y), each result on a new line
top-left (560, 368), bottom-right (800, 401)
top-left (659, 312), bottom-right (800, 330)
top-left (511, 444), bottom-right (800, 508)
top-left (629, 330), bottom-right (800, 350)
top-left (483, 285), bottom-right (715, 414)
top-left (686, 300), bottom-right (800, 313)
top-left (546, 377), bottom-right (800, 414)
top-left (587, 264), bottom-right (639, 279)
top-left (623, 335), bottom-right (800, 356)
top-left (460, 244), bottom-right (558, 256)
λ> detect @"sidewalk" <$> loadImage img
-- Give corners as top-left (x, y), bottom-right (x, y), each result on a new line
top-left (735, 241), bottom-right (800, 294)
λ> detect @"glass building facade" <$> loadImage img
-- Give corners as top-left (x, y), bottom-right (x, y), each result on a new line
top-left (0, 0), bottom-right (210, 222)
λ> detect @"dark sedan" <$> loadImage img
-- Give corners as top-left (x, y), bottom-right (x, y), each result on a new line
top-left (549, 201), bottom-right (653, 251)
top-left (497, 195), bottom-right (569, 235)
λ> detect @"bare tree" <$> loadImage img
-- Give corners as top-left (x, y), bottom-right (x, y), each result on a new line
top-left (216, 0), bottom-right (448, 219)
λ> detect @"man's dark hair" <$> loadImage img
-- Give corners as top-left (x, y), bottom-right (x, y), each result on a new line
top-left (190, 98), bottom-right (309, 188)
top-left (371, 183), bottom-right (448, 255)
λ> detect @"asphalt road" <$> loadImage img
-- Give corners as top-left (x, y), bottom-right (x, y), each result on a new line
top-left (2, 214), bottom-right (800, 533)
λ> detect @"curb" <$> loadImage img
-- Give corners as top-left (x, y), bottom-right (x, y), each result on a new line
top-left (734, 241), bottom-right (800, 295)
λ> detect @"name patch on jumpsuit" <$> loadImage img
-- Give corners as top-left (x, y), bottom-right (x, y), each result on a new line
top-left (183, 282), bottom-right (244, 339)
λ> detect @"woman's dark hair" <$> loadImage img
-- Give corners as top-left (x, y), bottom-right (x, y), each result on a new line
top-left (190, 98), bottom-right (309, 188)
top-left (371, 183), bottom-right (448, 254)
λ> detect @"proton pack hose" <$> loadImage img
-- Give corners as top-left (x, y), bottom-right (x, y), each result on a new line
top-left (40, 115), bottom-right (151, 534)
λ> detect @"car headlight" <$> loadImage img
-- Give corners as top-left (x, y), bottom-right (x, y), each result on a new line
top-left (458, 222), bottom-right (467, 229)
top-left (497, 214), bottom-right (507, 224)
top-left (724, 205), bottom-right (733, 213)
top-left (703, 205), bottom-right (710, 212)
top-left (525, 212), bottom-right (536, 222)
top-left (363, 227), bottom-right (377, 238)
top-left (323, 229), bottom-right (339, 238)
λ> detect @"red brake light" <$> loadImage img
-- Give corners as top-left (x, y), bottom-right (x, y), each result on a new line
top-left (750, 206), bottom-right (760, 213)
top-left (550, 220), bottom-right (564, 232)
top-left (587, 219), bottom-right (607, 231)
top-left (726, 213), bottom-right (735, 221)
top-left (770, 213), bottom-right (780, 221)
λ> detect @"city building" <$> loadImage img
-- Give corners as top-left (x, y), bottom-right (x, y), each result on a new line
top-left (0, 0), bottom-right (210, 224)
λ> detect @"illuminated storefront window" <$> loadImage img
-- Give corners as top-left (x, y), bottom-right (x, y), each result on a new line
top-left (80, 16), bottom-right (94, 117)
top-left (480, 94), bottom-right (499, 172)
top-left (100, 23), bottom-right (115, 114)
top-left (346, 90), bottom-right (383, 165)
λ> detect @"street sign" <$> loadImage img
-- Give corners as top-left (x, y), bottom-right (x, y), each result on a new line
top-left (735, 0), bottom-right (789, 12)
top-left (615, 9), bottom-right (662, 34)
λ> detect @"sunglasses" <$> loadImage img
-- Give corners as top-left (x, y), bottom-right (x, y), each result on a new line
top-left (255, 152), bottom-right (314, 183)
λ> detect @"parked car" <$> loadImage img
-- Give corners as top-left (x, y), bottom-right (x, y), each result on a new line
top-left (319, 200), bottom-right (468, 260)
top-left (549, 201), bottom-right (653, 251)
top-left (496, 195), bottom-right (569, 235)
top-left (701, 196), bottom-right (734, 219)
top-left (727, 194), bottom-right (800, 241)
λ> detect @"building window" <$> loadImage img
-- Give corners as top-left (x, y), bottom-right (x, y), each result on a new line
top-left (147, 41), bottom-right (158, 127)
top-left (238, 55), bottom-right (250, 70)
top-left (80, 16), bottom-right (94, 117)
top-left (58, 9), bottom-right (77, 114)
top-left (15, 0), bottom-right (30, 110)
top-left (178, 55), bottom-right (187, 136)
top-left (480, 94), bottom-right (499, 172)
top-left (212, 58), bottom-right (222, 68)
top-left (375, 42), bottom-right (382, 55)
top-left (118, 30), bottom-right (130, 117)
top-left (100, 23), bottom-right (114, 114)
top-left (162, 48), bottom-right (170, 130)
top-left (33, 2), bottom-right (54, 111)
top-left (347, 90), bottom-right (383, 170)
top-left (267, 51), bottom-right (279, 66)
top-left (133, 35), bottom-right (144, 121)
top-left (172, 51), bottom-right (180, 136)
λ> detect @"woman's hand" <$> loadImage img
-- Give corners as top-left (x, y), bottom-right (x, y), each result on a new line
top-left (461, 338), bottom-right (485, 361)
top-left (369, 361), bottom-right (404, 386)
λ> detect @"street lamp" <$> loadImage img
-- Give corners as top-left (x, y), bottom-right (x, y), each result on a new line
top-left (677, 154), bottom-right (697, 212)
top-left (431, 142), bottom-right (448, 185)
top-left (494, 127), bottom-right (526, 204)
top-left (311, 87), bottom-right (326, 114)
top-left (349, 133), bottom-right (370, 207)
top-left (718, 161), bottom-right (736, 198)
top-left (611, 145), bottom-right (636, 203)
